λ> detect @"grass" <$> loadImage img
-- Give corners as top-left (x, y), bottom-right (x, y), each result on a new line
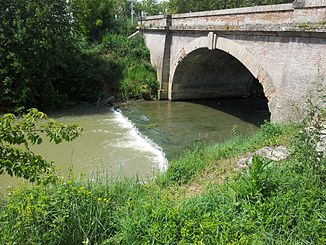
top-left (159, 122), bottom-right (296, 185)
top-left (0, 118), bottom-right (325, 244)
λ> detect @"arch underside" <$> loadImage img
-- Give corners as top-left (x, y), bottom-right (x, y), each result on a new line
top-left (171, 48), bottom-right (256, 100)
top-left (169, 36), bottom-right (277, 109)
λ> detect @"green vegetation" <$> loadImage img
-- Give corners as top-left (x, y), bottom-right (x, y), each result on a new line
top-left (99, 34), bottom-right (159, 100)
top-left (162, 122), bottom-right (292, 185)
top-left (70, 0), bottom-right (113, 41)
top-left (1, 109), bottom-right (325, 243)
top-left (1, 1), bottom-right (325, 243)
top-left (0, 0), bottom-right (158, 113)
top-left (0, 109), bottom-right (82, 183)
top-left (0, 0), bottom-right (79, 111)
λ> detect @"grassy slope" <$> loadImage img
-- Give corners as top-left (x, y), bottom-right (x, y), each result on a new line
top-left (0, 121), bottom-right (325, 244)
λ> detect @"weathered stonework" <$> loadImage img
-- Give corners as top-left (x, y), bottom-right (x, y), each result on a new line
top-left (139, 1), bottom-right (326, 122)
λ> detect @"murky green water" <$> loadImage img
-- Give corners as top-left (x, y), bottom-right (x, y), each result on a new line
top-left (121, 99), bottom-right (269, 159)
top-left (0, 99), bottom-right (269, 191)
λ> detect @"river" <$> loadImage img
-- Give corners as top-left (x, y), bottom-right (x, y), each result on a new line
top-left (0, 99), bottom-right (269, 191)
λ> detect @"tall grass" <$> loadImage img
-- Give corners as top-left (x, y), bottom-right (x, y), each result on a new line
top-left (0, 117), bottom-right (325, 244)
top-left (161, 122), bottom-right (297, 185)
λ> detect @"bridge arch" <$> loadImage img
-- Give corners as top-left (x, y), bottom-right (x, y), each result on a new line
top-left (169, 35), bottom-right (277, 116)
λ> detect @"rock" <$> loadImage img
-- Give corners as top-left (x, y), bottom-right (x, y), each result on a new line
top-left (255, 146), bottom-right (290, 161)
top-left (140, 115), bottom-right (150, 122)
top-left (316, 135), bottom-right (326, 153)
top-left (236, 121), bottom-right (326, 169)
top-left (236, 145), bottom-right (290, 168)
top-left (316, 125), bottom-right (326, 153)
top-left (236, 156), bottom-right (253, 169)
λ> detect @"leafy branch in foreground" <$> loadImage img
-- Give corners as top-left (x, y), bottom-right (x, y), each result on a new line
top-left (0, 109), bottom-right (82, 183)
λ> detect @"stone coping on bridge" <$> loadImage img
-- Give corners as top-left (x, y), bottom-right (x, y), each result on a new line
top-left (142, 4), bottom-right (293, 21)
top-left (142, 1), bottom-right (326, 21)
top-left (138, 0), bottom-right (326, 34)
top-left (171, 3), bottom-right (294, 19)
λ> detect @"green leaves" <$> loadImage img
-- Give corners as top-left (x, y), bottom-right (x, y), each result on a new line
top-left (237, 156), bottom-right (272, 201)
top-left (44, 120), bottom-right (81, 144)
top-left (0, 109), bottom-right (82, 183)
top-left (99, 34), bottom-right (158, 100)
top-left (70, 0), bottom-right (113, 41)
top-left (0, 0), bottom-right (80, 111)
top-left (0, 145), bottom-right (54, 183)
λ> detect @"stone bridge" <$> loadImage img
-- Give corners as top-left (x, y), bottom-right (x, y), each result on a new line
top-left (139, 0), bottom-right (326, 122)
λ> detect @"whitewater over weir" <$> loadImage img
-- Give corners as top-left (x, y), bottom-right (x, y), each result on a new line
top-left (108, 108), bottom-right (168, 172)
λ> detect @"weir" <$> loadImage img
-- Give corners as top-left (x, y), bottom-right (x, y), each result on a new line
top-left (139, 0), bottom-right (326, 122)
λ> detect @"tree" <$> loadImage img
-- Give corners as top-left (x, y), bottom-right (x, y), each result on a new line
top-left (0, 0), bottom-right (113, 112)
top-left (0, 109), bottom-right (82, 183)
top-left (136, 0), bottom-right (167, 16)
top-left (0, 0), bottom-right (80, 111)
top-left (70, 0), bottom-right (114, 41)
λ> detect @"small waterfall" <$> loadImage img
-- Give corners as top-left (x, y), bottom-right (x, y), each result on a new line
top-left (109, 108), bottom-right (168, 172)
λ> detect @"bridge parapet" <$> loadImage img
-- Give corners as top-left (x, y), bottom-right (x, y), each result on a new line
top-left (139, 1), bottom-right (326, 33)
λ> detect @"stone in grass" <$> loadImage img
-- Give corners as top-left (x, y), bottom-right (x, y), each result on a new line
top-left (255, 146), bottom-right (290, 161)
top-left (316, 127), bottom-right (326, 153)
top-left (237, 146), bottom-right (290, 169)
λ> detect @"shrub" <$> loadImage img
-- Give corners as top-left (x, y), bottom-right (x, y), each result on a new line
top-left (0, 109), bottom-right (82, 183)
top-left (120, 62), bottom-right (158, 100)
top-left (0, 0), bottom-right (118, 112)
top-left (99, 34), bottom-right (159, 100)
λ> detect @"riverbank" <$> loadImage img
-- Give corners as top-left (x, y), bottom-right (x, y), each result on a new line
top-left (1, 115), bottom-right (325, 243)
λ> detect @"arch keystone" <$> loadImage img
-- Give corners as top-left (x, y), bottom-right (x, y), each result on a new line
top-left (207, 32), bottom-right (218, 50)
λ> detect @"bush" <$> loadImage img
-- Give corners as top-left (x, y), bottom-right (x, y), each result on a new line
top-left (99, 34), bottom-right (159, 100)
top-left (120, 62), bottom-right (158, 100)
top-left (101, 34), bottom-right (151, 61)
top-left (51, 48), bottom-right (116, 104)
